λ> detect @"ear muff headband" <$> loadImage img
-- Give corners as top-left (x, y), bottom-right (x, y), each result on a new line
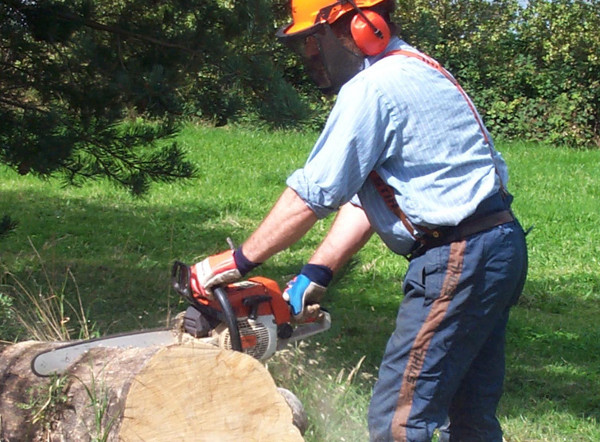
top-left (350, 10), bottom-right (390, 56)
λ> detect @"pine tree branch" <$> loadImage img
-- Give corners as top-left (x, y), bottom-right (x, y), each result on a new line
top-left (0, 97), bottom-right (48, 114)
top-left (53, 10), bottom-right (199, 55)
top-left (4, 0), bottom-right (200, 53)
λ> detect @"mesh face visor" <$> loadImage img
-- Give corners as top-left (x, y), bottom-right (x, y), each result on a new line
top-left (277, 23), bottom-right (364, 95)
top-left (276, 23), bottom-right (323, 58)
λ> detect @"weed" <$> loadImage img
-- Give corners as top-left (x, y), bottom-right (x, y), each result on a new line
top-left (0, 291), bottom-right (23, 343)
top-left (0, 214), bottom-right (18, 239)
top-left (72, 371), bottom-right (119, 442)
top-left (0, 240), bottom-right (96, 342)
top-left (18, 375), bottom-right (70, 435)
top-left (16, 368), bottom-right (117, 441)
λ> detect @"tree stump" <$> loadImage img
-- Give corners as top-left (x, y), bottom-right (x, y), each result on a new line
top-left (0, 339), bottom-right (304, 441)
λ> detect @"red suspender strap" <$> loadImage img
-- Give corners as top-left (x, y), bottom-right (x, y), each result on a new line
top-left (384, 49), bottom-right (507, 194)
top-left (368, 171), bottom-right (419, 239)
top-left (368, 49), bottom-right (508, 240)
top-left (369, 171), bottom-right (441, 241)
top-left (385, 49), bottom-right (490, 144)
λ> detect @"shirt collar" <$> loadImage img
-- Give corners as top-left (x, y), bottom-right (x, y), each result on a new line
top-left (362, 36), bottom-right (409, 69)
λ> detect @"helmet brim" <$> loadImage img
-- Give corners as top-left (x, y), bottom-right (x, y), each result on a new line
top-left (276, 21), bottom-right (324, 40)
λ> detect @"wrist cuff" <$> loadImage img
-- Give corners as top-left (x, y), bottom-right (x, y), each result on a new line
top-left (300, 263), bottom-right (333, 287)
top-left (233, 246), bottom-right (261, 276)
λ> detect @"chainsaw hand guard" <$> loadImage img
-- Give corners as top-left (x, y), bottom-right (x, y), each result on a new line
top-left (172, 261), bottom-right (193, 302)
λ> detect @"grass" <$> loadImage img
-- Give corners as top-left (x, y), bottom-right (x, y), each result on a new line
top-left (492, 142), bottom-right (600, 441)
top-left (72, 371), bottom-right (119, 442)
top-left (1, 239), bottom-right (95, 342)
top-left (1, 125), bottom-right (599, 440)
top-left (17, 375), bottom-right (70, 436)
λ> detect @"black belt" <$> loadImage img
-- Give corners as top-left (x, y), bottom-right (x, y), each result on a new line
top-left (408, 209), bottom-right (515, 260)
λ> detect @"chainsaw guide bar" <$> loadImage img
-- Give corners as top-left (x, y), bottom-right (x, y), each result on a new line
top-left (31, 329), bottom-right (178, 377)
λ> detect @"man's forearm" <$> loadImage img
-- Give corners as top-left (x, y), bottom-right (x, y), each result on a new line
top-left (308, 202), bottom-right (373, 273)
top-left (241, 187), bottom-right (318, 263)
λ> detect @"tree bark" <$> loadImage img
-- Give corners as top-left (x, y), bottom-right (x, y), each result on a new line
top-left (0, 340), bottom-right (303, 441)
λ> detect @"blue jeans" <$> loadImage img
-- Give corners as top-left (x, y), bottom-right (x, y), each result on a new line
top-left (368, 220), bottom-right (527, 441)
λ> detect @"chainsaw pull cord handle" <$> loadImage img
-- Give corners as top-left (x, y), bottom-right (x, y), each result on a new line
top-left (213, 286), bottom-right (243, 352)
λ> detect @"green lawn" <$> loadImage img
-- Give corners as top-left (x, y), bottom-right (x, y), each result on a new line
top-left (1, 125), bottom-right (599, 440)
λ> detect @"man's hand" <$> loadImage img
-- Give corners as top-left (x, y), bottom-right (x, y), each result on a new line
top-left (283, 275), bottom-right (326, 320)
top-left (190, 250), bottom-right (242, 299)
top-left (190, 247), bottom-right (261, 298)
top-left (283, 264), bottom-right (333, 320)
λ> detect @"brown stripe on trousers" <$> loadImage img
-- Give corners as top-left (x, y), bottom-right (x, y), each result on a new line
top-left (391, 240), bottom-right (467, 441)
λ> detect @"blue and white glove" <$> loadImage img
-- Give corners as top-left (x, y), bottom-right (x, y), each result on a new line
top-left (283, 264), bottom-right (333, 320)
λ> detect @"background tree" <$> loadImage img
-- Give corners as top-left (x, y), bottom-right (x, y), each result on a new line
top-left (1, 0), bottom-right (598, 191)
top-left (507, 0), bottom-right (600, 146)
top-left (0, 0), bottom-right (309, 194)
top-left (394, 0), bottom-right (600, 147)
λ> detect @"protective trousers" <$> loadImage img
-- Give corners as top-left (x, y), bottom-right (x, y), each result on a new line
top-left (368, 221), bottom-right (528, 442)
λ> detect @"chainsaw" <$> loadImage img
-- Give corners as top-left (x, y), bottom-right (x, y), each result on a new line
top-left (31, 261), bottom-right (331, 377)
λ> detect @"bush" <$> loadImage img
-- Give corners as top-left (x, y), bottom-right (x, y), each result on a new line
top-left (395, 0), bottom-right (600, 147)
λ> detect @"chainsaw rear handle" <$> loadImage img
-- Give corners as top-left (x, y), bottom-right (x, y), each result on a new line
top-left (171, 261), bottom-right (243, 352)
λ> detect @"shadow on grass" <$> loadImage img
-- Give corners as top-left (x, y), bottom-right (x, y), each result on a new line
top-left (0, 185), bottom-right (254, 336)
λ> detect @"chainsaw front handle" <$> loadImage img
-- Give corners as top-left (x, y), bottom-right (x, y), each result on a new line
top-left (172, 261), bottom-right (243, 352)
top-left (213, 286), bottom-right (243, 352)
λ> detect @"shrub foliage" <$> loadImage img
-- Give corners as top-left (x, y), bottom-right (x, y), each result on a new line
top-left (396, 0), bottom-right (600, 147)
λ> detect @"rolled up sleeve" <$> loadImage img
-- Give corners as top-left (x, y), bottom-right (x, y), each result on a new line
top-left (285, 77), bottom-right (389, 219)
top-left (286, 169), bottom-right (341, 219)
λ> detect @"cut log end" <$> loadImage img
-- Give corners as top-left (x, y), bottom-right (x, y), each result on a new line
top-left (0, 340), bottom-right (304, 441)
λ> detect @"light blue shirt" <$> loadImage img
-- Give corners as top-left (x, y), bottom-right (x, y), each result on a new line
top-left (287, 37), bottom-right (509, 255)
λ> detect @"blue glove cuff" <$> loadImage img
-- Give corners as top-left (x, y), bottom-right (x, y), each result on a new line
top-left (233, 246), bottom-right (261, 276)
top-left (300, 263), bottom-right (333, 287)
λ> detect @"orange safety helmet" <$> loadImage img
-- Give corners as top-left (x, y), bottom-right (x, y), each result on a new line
top-left (281, 0), bottom-right (389, 36)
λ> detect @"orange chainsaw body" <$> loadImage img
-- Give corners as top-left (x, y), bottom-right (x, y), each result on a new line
top-left (194, 277), bottom-right (292, 325)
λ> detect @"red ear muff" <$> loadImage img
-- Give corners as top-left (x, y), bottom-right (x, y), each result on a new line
top-left (350, 10), bottom-right (391, 56)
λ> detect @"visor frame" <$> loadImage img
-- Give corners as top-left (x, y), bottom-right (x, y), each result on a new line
top-left (276, 20), bottom-right (326, 41)
top-left (276, 21), bottom-right (365, 95)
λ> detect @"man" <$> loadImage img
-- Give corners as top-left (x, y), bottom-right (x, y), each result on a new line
top-left (190, 0), bottom-right (528, 440)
